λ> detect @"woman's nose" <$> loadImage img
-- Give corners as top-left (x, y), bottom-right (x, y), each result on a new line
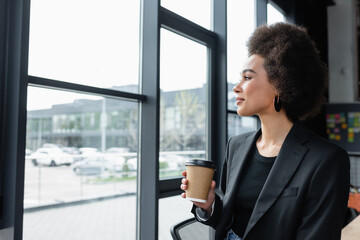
top-left (233, 82), bottom-right (242, 93)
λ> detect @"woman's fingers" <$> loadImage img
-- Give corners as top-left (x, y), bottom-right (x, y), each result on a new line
top-left (180, 183), bottom-right (187, 190)
top-left (180, 177), bottom-right (188, 193)
top-left (180, 172), bottom-right (188, 198)
top-left (181, 178), bottom-right (188, 184)
top-left (181, 179), bottom-right (216, 215)
top-left (210, 180), bottom-right (216, 190)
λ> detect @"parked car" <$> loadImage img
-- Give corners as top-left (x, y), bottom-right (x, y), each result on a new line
top-left (61, 147), bottom-right (81, 155)
top-left (127, 154), bottom-right (188, 171)
top-left (106, 147), bottom-right (129, 154)
top-left (29, 148), bottom-right (74, 166)
top-left (61, 147), bottom-right (82, 162)
top-left (161, 154), bottom-right (188, 170)
top-left (73, 157), bottom-right (108, 175)
top-left (105, 157), bottom-right (127, 172)
top-left (78, 147), bottom-right (101, 162)
top-left (25, 148), bottom-right (32, 156)
top-left (126, 157), bottom-right (137, 172)
top-left (104, 148), bottom-right (128, 171)
top-left (79, 147), bottom-right (99, 155)
top-left (73, 155), bottom-right (128, 175)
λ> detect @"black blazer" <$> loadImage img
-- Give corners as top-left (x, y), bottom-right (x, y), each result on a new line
top-left (192, 123), bottom-right (350, 240)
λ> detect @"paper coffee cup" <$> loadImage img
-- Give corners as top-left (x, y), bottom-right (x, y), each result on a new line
top-left (185, 159), bottom-right (216, 203)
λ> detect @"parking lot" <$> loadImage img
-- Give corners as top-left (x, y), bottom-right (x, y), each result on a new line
top-left (22, 155), bottom-right (193, 240)
top-left (24, 159), bottom-right (137, 209)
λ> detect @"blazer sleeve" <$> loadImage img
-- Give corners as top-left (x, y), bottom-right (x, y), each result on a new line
top-left (296, 147), bottom-right (350, 240)
top-left (191, 136), bottom-right (232, 228)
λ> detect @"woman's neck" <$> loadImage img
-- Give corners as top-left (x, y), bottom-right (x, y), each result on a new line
top-left (256, 114), bottom-right (293, 157)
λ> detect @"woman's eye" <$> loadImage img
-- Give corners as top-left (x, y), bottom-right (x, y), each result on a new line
top-left (239, 75), bottom-right (251, 82)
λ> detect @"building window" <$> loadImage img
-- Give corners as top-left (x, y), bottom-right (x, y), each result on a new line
top-left (28, 0), bottom-right (140, 93)
top-left (24, 0), bottom-right (142, 238)
top-left (227, 0), bottom-right (258, 137)
top-left (159, 28), bottom-right (207, 179)
top-left (24, 87), bottom-right (139, 239)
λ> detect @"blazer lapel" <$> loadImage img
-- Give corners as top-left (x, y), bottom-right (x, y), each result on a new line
top-left (224, 130), bottom-right (261, 205)
top-left (243, 123), bottom-right (310, 238)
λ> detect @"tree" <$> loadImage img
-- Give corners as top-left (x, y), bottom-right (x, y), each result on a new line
top-left (160, 90), bottom-right (205, 151)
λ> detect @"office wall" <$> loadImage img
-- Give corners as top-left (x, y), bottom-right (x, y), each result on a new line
top-left (328, 0), bottom-right (360, 186)
top-left (328, 0), bottom-right (358, 102)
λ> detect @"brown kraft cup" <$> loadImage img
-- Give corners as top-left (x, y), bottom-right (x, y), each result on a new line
top-left (185, 159), bottom-right (216, 203)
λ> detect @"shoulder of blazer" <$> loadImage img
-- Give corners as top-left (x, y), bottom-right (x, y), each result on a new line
top-left (290, 123), bottom-right (349, 164)
top-left (297, 123), bottom-right (347, 154)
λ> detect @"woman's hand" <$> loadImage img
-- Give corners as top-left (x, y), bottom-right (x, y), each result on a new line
top-left (180, 171), bottom-right (216, 214)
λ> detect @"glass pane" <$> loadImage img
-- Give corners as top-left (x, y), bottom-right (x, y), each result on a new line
top-left (161, 0), bottom-right (211, 30)
top-left (24, 86), bottom-right (138, 239)
top-left (267, 2), bottom-right (286, 25)
top-left (159, 195), bottom-right (194, 240)
top-left (28, 0), bottom-right (140, 93)
top-left (228, 113), bottom-right (259, 139)
top-left (159, 29), bottom-right (207, 179)
top-left (227, 0), bottom-right (255, 111)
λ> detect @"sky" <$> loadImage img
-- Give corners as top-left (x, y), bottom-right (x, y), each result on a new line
top-left (27, 0), bottom-right (284, 111)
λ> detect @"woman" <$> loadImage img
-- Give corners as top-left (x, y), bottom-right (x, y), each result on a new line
top-left (180, 22), bottom-right (350, 240)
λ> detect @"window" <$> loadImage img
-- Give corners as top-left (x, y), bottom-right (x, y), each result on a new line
top-left (24, 0), bottom-right (142, 238)
top-left (155, 5), bottom-right (219, 239)
top-left (267, 2), bottom-right (286, 25)
top-left (227, 0), bottom-right (258, 138)
top-left (24, 87), bottom-right (139, 239)
top-left (228, 113), bottom-right (259, 139)
top-left (159, 28), bottom-right (207, 179)
top-left (28, 0), bottom-right (140, 93)
top-left (158, 195), bottom-right (193, 239)
top-left (227, 0), bottom-right (255, 99)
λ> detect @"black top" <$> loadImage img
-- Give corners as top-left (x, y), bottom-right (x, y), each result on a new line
top-left (231, 145), bottom-right (276, 237)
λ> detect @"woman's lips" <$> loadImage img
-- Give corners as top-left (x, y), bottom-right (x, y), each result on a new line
top-left (236, 97), bottom-right (245, 105)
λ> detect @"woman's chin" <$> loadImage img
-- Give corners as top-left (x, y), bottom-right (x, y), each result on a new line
top-left (237, 109), bottom-right (251, 117)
